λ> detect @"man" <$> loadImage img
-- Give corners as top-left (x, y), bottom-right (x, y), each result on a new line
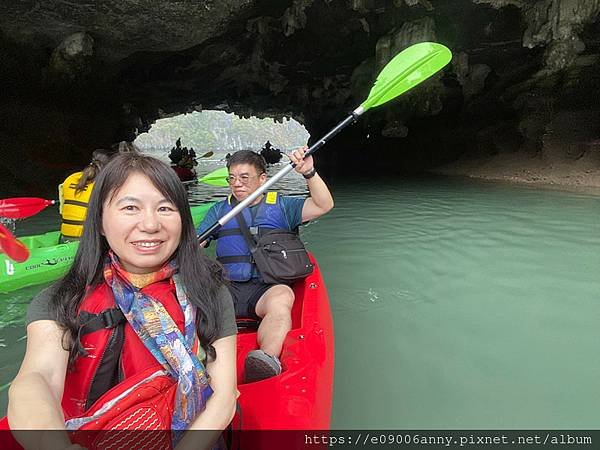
top-left (197, 148), bottom-right (334, 382)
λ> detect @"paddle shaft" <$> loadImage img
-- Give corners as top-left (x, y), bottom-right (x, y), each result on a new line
top-left (197, 107), bottom-right (364, 242)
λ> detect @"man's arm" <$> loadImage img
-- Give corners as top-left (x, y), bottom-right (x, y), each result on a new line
top-left (288, 147), bottom-right (334, 222)
top-left (301, 171), bottom-right (335, 222)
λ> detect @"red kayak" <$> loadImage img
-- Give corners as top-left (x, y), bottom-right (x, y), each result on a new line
top-left (236, 254), bottom-right (334, 429)
top-left (0, 254), bottom-right (334, 447)
top-left (171, 165), bottom-right (197, 182)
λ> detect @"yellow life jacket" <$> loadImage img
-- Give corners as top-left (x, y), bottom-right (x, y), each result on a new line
top-left (59, 171), bottom-right (94, 238)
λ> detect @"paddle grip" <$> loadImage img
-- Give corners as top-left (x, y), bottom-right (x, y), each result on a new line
top-left (197, 221), bottom-right (221, 245)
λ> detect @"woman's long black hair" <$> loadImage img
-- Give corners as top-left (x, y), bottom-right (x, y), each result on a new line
top-left (50, 152), bottom-right (225, 365)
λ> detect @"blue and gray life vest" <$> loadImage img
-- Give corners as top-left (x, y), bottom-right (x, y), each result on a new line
top-left (215, 192), bottom-right (292, 281)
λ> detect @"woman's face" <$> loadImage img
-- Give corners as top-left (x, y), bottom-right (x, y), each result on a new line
top-left (102, 172), bottom-right (182, 274)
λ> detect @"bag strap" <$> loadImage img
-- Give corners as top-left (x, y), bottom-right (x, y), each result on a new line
top-left (231, 198), bottom-right (258, 251)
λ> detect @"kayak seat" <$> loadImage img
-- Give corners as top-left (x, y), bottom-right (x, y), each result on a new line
top-left (236, 317), bottom-right (260, 333)
top-left (19, 231), bottom-right (62, 250)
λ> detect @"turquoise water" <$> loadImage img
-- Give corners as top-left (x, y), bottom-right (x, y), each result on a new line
top-left (1, 169), bottom-right (599, 429)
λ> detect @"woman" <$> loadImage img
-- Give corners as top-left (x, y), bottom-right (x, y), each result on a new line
top-left (8, 153), bottom-right (237, 450)
top-left (58, 148), bottom-right (114, 242)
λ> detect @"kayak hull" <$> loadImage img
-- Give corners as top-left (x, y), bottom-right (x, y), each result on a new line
top-left (0, 231), bottom-right (77, 294)
top-left (236, 254), bottom-right (334, 430)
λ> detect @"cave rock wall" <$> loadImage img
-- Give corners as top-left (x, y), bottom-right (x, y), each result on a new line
top-left (1, 0), bottom-right (600, 193)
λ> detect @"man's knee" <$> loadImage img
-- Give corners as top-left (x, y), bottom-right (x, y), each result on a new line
top-left (256, 285), bottom-right (294, 317)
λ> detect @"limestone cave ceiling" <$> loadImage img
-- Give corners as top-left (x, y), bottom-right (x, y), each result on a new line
top-left (1, 0), bottom-right (600, 194)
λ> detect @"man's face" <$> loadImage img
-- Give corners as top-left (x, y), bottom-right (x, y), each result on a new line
top-left (227, 163), bottom-right (266, 201)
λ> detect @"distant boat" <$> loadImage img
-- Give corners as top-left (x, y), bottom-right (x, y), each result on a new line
top-left (260, 146), bottom-right (282, 164)
top-left (171, 165), bottom-right (196, 182)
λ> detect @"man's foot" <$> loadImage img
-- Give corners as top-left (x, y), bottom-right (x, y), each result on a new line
top-left (244, 349), bottom-right (282, 383)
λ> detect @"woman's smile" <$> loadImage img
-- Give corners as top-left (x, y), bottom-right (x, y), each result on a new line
top-left (131, 239), bottom-right (164, 251)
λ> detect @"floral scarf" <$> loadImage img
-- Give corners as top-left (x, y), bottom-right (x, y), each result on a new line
top-left (103, 252), bottom-right (213, 444)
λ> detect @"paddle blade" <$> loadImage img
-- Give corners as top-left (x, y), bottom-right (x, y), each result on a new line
top-left (0, 197), bottom-right (55, 219)
top-left (198, 167), bottom-right (229, 187)
top-left (0, 223), bottom-right (30, 262)
top-left (361, 42), bottom-right (452, 111)
top-left (200, 151), bottom-right (214, 158)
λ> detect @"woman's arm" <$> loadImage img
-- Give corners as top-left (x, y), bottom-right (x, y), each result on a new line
top-left (8, 320), bottom-right (71, 450)
top-left (176, 334), bottom-right (237, 450)
top-left (191, 334), bottom-right (238, 429)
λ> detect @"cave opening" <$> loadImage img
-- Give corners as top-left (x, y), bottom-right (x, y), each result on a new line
top-left (134, 110), bottom-right (309, 163)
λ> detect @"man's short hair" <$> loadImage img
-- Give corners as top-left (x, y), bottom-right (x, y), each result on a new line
top-left (227, 150), bottom-right (267, 174)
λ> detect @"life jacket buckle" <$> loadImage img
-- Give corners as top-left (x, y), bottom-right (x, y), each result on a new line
top-left (102, 308), bottom-right (125, 329)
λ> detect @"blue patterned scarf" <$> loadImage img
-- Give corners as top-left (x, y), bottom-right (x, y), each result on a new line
top-left (103, 252), bottom-right (213, 445)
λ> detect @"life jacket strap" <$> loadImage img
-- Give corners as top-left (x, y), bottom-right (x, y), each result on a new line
top-left (61, 218), bottom-right (85, 226)
top-left (78, 308), bottom-right (127, 410)
top-left (216, 228), bottom-right (243, 238)
top-left (217, 255), bottom-right (253, 264)
top-left (217, 227), bottom-right (260, 239)
top-left (79, 308), bottom-right (126, 336)
top-left (63, 199), bottom-right (89, 208)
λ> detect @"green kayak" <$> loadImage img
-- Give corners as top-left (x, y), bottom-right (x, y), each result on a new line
top-left (0, 203), bottom-right (215, 294)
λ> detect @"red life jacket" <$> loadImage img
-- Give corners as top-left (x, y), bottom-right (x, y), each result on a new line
top-left (63, 279), bottom-right (196, 419)
top-left (2, 280), bottom-right (236, 450)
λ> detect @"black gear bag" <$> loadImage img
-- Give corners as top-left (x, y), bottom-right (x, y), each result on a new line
top-left (234, 208), bottom-right (314, 285)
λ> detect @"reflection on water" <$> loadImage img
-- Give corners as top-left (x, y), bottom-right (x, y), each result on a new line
top-left (1, 170), bottom-right (600, 429)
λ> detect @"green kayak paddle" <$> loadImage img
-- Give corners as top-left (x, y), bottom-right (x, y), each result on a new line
top-left (198, 41), bottom-right (452, 242)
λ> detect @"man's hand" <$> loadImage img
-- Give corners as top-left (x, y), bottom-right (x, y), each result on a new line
top-left (288, 146), bottom-right (314, 176)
